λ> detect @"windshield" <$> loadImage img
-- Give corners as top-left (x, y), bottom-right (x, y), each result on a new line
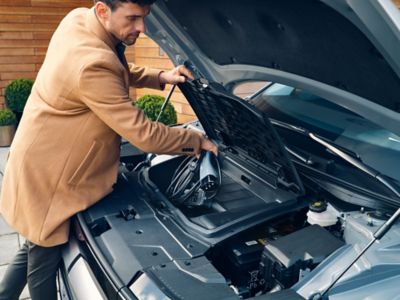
top-left (249, 83), bottom-right (400, 182)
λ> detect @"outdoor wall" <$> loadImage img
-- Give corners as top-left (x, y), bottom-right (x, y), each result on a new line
top-left (0, 0), bottom-right (92, 107)
top-left (0, 0), bottom-right (195, 122)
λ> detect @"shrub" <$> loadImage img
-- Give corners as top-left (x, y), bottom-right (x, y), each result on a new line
top-left (5, 78), bottom-right (34, 113)
top-left (0, 109), bottom-right (17, 126)
top-left (133, 94), bottom-right (177, 125)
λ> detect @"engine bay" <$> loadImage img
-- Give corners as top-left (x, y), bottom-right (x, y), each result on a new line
top-left (78, 144), bottom-right (400, 300)
top-left (139, 150), bottom-right (378, 299)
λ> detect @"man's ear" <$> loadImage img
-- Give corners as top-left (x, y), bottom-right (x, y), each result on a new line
top-left (95, 2), bottom-right (110, 20)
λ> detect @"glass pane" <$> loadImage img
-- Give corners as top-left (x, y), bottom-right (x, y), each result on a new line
top-left (232, 81), bottom-right (269, 99)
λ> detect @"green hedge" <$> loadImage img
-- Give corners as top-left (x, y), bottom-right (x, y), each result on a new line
top-left (133, 94), bottom-right (177, 125)
top-left (0, 109), bottom-right (17, 126)
top-left (5, 78), bottom-right (34, 113)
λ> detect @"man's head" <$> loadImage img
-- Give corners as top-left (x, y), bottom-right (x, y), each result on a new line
top-left (94, 0), bottom-right (157, 45)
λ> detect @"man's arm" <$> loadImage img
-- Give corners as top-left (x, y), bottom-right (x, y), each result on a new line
top-left (128, 64), bottom-right (164, 89)
top-left (128, 64), bottom-right (195, 89)
top-left (79, 59), bottom-right (205, 155)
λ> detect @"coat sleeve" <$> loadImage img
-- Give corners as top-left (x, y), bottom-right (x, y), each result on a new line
top-left (78, 60), bottom-right (202, 155)
top-left (128, 63), bottom-right (164, 90)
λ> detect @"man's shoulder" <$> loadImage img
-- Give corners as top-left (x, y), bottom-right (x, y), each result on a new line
top-left (56, 8), bottom-right (118, 64)
top-left (66, 7), bottom-right (91, 20)
top-left (60, 7), bottom-right (118, 62)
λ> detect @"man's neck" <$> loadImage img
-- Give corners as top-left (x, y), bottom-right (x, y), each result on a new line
top-left (93, 8), bottom-right (120, 46)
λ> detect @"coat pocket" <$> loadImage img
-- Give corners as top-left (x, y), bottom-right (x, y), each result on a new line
top-left (68, 141), bottom-right (101, 186)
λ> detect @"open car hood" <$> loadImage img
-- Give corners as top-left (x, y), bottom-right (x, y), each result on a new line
top-left (145, 0), bottom-right (400, 136)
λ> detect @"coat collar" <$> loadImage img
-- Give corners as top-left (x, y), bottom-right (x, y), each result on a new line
top-left (86, 7), bottom-right (120, 51)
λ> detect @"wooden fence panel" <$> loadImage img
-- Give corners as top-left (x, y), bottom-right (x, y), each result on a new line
top-left (0, 1), bottom-right (92, 106)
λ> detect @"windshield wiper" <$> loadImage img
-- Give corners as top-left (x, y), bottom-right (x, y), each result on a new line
top-left (270, 118), bottom-right (400, 199)
top-left (271, 119), bottom-right (361, 160)
top-left (284, 146), bottom-right (314, 166)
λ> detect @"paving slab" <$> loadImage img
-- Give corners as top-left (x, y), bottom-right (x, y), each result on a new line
top-left (18, 234), bottom-right (26, 249)
top-left (0, 264), bottom-right (8, 285)
top-left (20, 285), bottom-right (30, 300)
top-left (0, 215), bottom-right (15, 236)
top-left (0, 233), bottom-right (20, 266)
top-left (0, 147), bottom-right (9, 176)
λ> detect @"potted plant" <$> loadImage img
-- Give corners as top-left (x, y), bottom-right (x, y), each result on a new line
top-left (0, 109), bottom-right (17, 146)
top-left (133, 94), bottom-right (177, 125)
top-left (4, 78), bottom-right (34, 123)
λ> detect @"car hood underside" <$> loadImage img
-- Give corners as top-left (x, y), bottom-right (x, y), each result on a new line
top-left (146, 0), bottom-right (400, 113)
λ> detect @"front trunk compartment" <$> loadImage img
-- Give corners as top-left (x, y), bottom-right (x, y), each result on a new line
top-left (142, 152), bottom-right (304, 244)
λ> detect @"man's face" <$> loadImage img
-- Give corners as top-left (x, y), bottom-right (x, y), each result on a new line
top-left (101, 2), bottom-right (150, 45)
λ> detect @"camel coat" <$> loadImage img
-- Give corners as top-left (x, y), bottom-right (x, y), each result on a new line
top-left (0, 7), bottom-right (202, 247)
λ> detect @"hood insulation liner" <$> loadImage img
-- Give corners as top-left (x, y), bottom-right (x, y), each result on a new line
top-left (164, 0), bottom-right (400, 112)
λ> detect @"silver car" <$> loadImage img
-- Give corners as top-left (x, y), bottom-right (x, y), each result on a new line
top-left (59, 0), bottom-right (400, 299)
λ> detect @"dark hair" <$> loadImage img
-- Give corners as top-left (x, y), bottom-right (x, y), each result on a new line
top-left (94, 0), bottom-right (156, 10)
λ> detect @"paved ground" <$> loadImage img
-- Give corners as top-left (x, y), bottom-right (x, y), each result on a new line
top-left (0, 147), bottom-right (31, 300)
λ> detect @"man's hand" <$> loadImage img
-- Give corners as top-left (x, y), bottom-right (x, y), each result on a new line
top-left (200, 136), bottom-right (218, 157)
top-left (159, 65), bottom-right (194, 85)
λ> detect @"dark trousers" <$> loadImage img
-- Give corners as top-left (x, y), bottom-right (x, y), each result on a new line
top-left (0, 240), bottom-right (62, 300)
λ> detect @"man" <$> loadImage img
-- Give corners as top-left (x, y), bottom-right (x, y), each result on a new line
top-left (0, 0), bottom-right (217, 299)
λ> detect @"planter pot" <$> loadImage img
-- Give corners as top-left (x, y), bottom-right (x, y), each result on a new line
top-left (0, 124), bottom-right (16, 147)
